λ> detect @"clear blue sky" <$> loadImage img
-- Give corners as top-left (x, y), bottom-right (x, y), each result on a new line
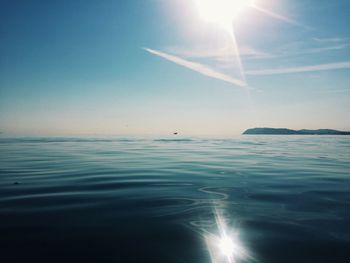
top-left (0, 0), bottom-right (349, 136)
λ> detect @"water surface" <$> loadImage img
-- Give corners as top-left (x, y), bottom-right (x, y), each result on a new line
top-left (1, 136), bottom-right (349, 262)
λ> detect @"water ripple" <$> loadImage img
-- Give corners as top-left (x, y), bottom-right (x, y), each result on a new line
top-left (0, 136), bottom-right (350, 262)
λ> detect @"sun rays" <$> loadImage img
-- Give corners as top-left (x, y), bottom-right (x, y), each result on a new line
top-left (144, 0), bottom-right (310, 88)
top-left (144, 0), bottom-right (348, 89)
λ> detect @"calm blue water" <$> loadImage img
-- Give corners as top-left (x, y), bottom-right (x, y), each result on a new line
top-left (0, 136), bottom-right (350, 263)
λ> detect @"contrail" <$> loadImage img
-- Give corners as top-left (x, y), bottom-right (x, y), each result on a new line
top-left (144, 48), bottom-right (247, 87)
top-left (252, 5), bottom-right (312, 30)
top-left (245, 61), bottom-right (350, 76)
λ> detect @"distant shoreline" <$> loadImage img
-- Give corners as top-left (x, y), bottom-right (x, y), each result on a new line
top-left (243, 128), bottom-right (350, 135)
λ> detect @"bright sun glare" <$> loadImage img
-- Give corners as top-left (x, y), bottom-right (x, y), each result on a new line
top-left (196, 0), bottom-right (254, 28)
top-left (219, 236), bottom-right (235, 258)
top-left (204, 209), bottom-right (249, 263)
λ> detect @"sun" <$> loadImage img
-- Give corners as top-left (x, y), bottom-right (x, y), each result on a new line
top-left (196, 0), bottom-right (254, 28)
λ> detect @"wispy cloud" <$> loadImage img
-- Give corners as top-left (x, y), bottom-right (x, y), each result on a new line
top-left (306, 43), bottom-right (349, 54)
top-left (144, 48), bottom-right (247, 87)
top-left (166, 45), bottom-right (270, 60)
top-left (252, 5), bottom-right (313, 30)
top-left (167, 37), bottom-right (349, 63)
top-left (246, 61), bottom-right (350, 76)
top-left (313, 37), bottom-right (349, 44)
top-left (272, 38), bottom-right (350, 58)
top-left (305, 37), bottom-right (350, 54)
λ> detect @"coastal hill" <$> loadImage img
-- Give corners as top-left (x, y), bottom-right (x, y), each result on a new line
top-left (243, 128), bottom-right (350, 135)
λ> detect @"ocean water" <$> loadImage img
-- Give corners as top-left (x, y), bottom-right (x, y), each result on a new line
top-left (0, 136), bottom-right (349, 263)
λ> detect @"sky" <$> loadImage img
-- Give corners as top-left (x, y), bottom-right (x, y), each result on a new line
top-left (0, 0), bottom-right (349, 136)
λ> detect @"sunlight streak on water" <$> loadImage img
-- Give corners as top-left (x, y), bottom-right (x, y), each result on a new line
top-left (204, 207), bottom-right (250, 263)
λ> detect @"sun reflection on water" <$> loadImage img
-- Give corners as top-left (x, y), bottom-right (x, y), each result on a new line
top-left (204, 208), bottom-right (250, 263)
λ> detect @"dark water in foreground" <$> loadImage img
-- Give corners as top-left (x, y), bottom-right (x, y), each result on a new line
top-left (0, 136), bottom-right (350, 263)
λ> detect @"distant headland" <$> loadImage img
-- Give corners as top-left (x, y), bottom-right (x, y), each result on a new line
top-left (243, 128), bottom-right (350, 135)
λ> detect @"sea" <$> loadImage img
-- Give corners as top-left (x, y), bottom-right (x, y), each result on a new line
top-left (0, 136), bottom-right (349, 263)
